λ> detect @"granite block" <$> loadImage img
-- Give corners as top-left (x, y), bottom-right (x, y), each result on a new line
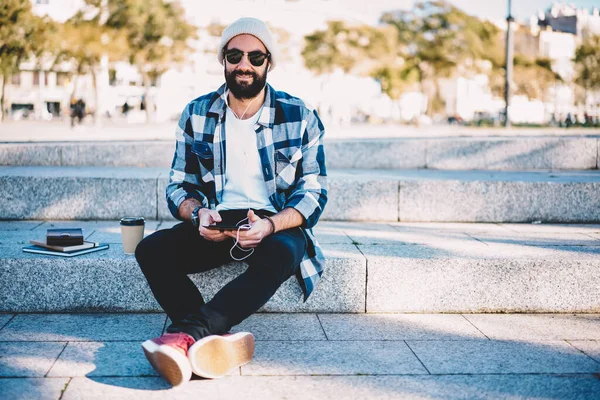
top-left (0, 167), bottom-right (160, 220)
top-left (407, 340), bottom-right (600, 374)
top-left (399, 179), bottom-right (553, 222)
top-left (0, 243), bottom-right (364, 313)
top-left (550, 138), bottom-right (598, 169)
top-left (569, 340), bottom-right (600, 363)
top-left (362, 244), bottom-right (600, 313)
top-left (0, 143), bottom-right (62, 166)
top-left (326, 139), bottom-right (427, 169)
top-left (192, 244), bottom-right (366, 312)
top-left (0, 250), bottom-right (163, 312)
top-left (0, 342), bottom-right (66, 377)
top-left (231, 313), bottom-right (326, 340)
top-left (426, 138), bottom-right (598, 170)
top-left (463, 314), bottom-right (600, 340)
top-left (0, 378), bottom-right (70, 400)
top-left (318, 314), bottom-right (486, 340)
top-left (156, 173), bottom-right (173, 220)
top-left (242, 340), bottom-right (428, 375)
top-left (0, 314), bottom-right (166, 342)
top-left (322, 174), bottom-right (398, 221)
top-left (47, 342), bottom-right (158, 377)
top-left (551, 182), bottom-right (600, 222)
top-left (61, 142), bottom-right (173, 167)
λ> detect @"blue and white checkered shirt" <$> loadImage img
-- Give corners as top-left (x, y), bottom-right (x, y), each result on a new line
top-left (166, 83), bottom-right (328, 301)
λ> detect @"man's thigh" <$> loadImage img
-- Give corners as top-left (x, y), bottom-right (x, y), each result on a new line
top-left (137, 222), bottom-right (234, 274)
top-left (248, 227), bottom-right (306, 275)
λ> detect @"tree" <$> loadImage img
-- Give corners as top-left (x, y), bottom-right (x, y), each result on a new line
top-left (302, 20), bottom-right (398, 76)
top-left (104, 0), bottom-right (197, 122)
top-left (574, 34), bottom-right (600, 107)
top-left (0, 0), bottom-right (49, 121)
top-left (50, 7), bottom-right (128, 124)
top-left (380, 0), bottom-right (502, 115)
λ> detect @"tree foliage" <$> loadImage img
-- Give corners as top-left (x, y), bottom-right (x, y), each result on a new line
top-left (0, 0), bottom-right (51, 120)
top-left (574, 34), bottom-right (600, 92)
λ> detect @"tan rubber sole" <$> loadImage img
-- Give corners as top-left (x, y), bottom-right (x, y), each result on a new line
top-left (142, 340), bottom-right (192, 387)
top-left (188, 332), bottom-right (255, 379)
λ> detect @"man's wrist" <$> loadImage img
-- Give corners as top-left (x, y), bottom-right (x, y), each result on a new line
top-left (191, 205), bottom-right (203, 227)
top-left (263, 216), bottom-right (276, 235)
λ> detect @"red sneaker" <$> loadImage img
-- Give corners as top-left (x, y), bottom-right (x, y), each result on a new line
top-left (142, 333), bottom-right (195, 386)
top-left (187, 332), bottom-right (255, 379)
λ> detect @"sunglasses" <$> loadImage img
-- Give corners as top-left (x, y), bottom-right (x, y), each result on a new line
top-left (225, 48), bottom-right (270, 67)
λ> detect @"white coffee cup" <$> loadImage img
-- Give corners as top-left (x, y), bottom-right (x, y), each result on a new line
top-left (120, 217), bottom-right (145, 254)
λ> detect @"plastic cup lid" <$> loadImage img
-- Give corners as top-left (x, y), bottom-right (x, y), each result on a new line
top-left (120, 217), bottom-right (145, 226)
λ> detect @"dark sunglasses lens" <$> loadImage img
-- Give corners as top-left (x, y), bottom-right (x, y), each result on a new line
top-left (226, 51), bottom-right (242, 64)
top-left (248, 52), bottom-right (267, 66)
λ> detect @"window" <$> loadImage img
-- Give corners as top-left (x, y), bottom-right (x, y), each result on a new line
top-left (33, 71), bottom-right (40, 86)
top-left (11, 73), bottom-right (21, 86)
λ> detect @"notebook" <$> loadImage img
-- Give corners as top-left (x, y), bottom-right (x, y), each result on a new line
top-left (29, 240), bottom-right (99, 252)
top-left (22, 243), bottom-right (109, 257)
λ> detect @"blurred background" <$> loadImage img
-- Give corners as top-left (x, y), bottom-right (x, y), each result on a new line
top-left (1, 0), bottom-right (599, 130)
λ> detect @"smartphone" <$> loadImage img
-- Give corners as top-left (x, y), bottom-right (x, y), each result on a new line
top-left (203, 223), bottom-right (250, 231)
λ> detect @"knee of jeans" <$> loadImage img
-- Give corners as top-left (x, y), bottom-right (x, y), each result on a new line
top-left (134, 235), bottom-right (159, 270)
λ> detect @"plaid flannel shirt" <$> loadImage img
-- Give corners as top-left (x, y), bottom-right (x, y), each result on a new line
top-left (166, 83), bottom-right (328, 301)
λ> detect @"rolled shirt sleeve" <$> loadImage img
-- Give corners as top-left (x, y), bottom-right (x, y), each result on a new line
top-left (283, 109), bottom-right (328, 229)
top-left (166, 104), bottom-right (209, 220)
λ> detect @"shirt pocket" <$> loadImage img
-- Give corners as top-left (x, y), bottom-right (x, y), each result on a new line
top-left (191, 141), bottom-right (215, 182)
top-left (275, 146), bottom-right (302, 189)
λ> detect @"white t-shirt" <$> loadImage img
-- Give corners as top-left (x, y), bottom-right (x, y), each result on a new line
top-left (216, 106), bottom-right (277, 213)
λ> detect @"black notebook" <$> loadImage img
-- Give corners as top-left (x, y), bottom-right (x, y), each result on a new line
top-left (22, 243), bottom-right (109, 257)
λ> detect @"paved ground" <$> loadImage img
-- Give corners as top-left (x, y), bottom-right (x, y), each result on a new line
top-left (1, 119), bottom-right (599, 142)
top-left (0, 312), bottom-right (600, 399)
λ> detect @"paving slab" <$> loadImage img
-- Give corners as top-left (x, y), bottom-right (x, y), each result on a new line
top-left (61, 376), bottom-right (218, 399)
top-left (0, 342), bottom-right (66, 377)
top-left (0, 314), bottom-right (166, 342)
top-left (213, 375), bottom-right (600, 400)
top-left (242, 340), bottom-right (427, 376)
top-left (230, 313), bottom-right (326, 340)
top-left (468, 232), bottom-right (600, 246)
top-left (0, 221), bottom-right (45, 231)
top-left (0, 378), bottom-right (70, 400)
top-left (0, 313), bottom-right (14, 330)
top-left (310, 223), bottom-right (354, 244)
top-left (47, 342), bottom-right (158, 377)
top-left (363, 244), bottom-right (600, 313)
top-left (499, 223), bottom-right (600, 234)
top-left (463, 314), bottom-right (600, 340)
top-left (569, 340), bottom-right (600, 363)
top-left (317, 314), bottom-right (486, 340)
top-left (407, 340), bottom-right (600, 374)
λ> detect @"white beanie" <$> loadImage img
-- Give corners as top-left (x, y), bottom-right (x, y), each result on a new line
top-left (217, 17), bottom-right (278, 71)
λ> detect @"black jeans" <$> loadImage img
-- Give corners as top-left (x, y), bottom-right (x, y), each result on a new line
top-left (135, 209), bottom-right (306, 340)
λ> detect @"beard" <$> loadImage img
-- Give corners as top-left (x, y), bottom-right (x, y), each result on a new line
top-left (225, 67), bottom-right (267, 100)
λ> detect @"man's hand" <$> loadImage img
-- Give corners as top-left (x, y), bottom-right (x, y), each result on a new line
top-left (198, 209), bottom-right (229, 242)
top-left (224, 210), bottom-right (273, 248)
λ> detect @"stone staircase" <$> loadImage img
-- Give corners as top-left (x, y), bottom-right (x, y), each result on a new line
top-left (1, 135), bottom-right (599, 314)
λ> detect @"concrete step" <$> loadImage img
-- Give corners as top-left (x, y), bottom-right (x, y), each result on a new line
top-left (1, 166), bottom-right (599, 222)
top-left (1, 220), bottom-right (599, 313)
top-left (1, 136), bottom-right (598, 170)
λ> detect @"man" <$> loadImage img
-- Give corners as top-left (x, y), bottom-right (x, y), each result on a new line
top-left (135, 17), bottom-right (328, 387)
